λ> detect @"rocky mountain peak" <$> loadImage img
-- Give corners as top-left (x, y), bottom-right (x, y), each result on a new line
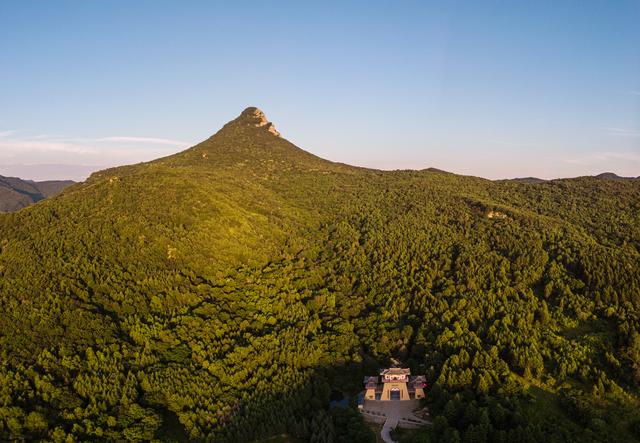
top-left (234, 107), bottom-right (280, 136)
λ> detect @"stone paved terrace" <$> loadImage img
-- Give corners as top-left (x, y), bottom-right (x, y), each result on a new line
top-left (360, 399), bottom-right (431, 443)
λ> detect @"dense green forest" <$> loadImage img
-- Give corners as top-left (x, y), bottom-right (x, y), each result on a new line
top-left (0, 108), bottom-right (639, 442)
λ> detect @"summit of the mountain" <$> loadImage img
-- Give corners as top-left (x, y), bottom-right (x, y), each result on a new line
top-left (149, 107), bottom-right (350, 173)
top-left (230, 106), bottom-right (281, 136)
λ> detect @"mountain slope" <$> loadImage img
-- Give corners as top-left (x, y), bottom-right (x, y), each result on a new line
top-left (0, 108), bottom-right (639, 442)
top-left (0, 175), bottom-right (74, 212)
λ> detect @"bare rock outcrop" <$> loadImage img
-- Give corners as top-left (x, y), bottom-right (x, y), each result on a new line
top-left (237, 107), bottom-right (280, 136)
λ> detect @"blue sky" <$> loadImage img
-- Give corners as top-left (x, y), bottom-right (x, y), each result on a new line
top-left (1, 0), bottom-right (639, 180)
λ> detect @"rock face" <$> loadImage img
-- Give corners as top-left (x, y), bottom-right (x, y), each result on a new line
top-left (487, 210), bottom-right (508, 219)
top-left (236, 107), bottom-right (280, 136)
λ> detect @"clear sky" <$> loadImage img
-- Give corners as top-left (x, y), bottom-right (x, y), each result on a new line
top-left (1, 0), bottom-right (639, 181)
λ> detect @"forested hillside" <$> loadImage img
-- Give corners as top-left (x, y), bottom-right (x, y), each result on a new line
top-left (0, 108), bottom-right (639, 442)
top-left (0, 176), bottom-right (74, 212)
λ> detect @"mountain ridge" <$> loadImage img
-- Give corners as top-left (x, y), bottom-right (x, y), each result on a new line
top-left (0, 175), bottom-right (75, 212)
top-left (84, 107), bottom-right (637, 186)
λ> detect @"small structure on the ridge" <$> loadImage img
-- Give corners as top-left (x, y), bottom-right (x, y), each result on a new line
top-left (363, 367), bottom-right (426, 402)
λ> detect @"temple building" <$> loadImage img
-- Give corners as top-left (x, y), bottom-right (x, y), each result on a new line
top-left (363, 367), bottom-right (426, 401)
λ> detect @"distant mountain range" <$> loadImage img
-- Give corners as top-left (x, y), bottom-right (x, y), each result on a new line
top-left (593, 172), bottom-right (638, 180)
top-left (0, 175), bottom-right (74, 212)
top-left (507, 177), bottom-right (548, 184)
top-left (505, 172), bottom-right (638, 185)
top-left (1, 168), bottom-right (634, 214)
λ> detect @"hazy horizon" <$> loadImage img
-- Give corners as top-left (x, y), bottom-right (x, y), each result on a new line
top-left (0, 114), bottom-right (639, 183)
top-left (1, 1), bottom-right (639, 181)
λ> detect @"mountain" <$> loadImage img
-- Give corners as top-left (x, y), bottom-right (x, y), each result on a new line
top-left (507, 177), bottom-right (547, 184)
top-left (594, 172), bottom-right (637, 181)
top-left (0, 175), bottom-right (74, 212)
top-left (0, 108), bottom-right (639, 442)
top-left (505, 173), bottom-right (640, 185)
